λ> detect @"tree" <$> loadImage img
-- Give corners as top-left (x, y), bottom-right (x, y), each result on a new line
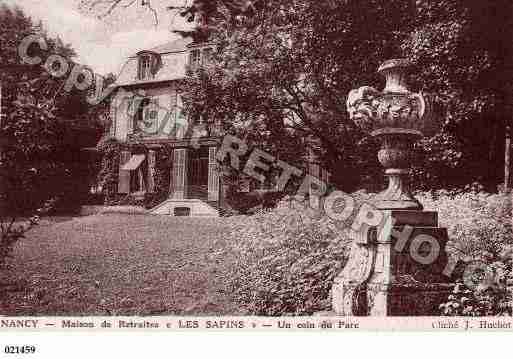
top-left (79, 0), bottom-right (264, 40)
top-left (403, 0), bottom-right (513, 190)
top-left (180, 0), bottom-right (420, 191)
top-left (184, 0), bottom-right (513, 191)
top-left (0, 5), bottom-right (105, 214)
top-left (79, 0), bottom-right (513, 192)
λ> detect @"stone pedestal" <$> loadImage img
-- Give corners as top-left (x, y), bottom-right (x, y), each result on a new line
top-left (334, 58), bottom-right (448, 316)
top-left (332, 210), bottom-right (452, 316)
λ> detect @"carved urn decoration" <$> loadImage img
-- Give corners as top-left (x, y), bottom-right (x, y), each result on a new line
top-left (347, 59), bottom-right (437, 210)
top-left (331, 59), bottom-right (451, 317)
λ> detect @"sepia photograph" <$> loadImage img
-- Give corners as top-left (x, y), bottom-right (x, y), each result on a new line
top-left (0, 0), bottom-right (512, 345)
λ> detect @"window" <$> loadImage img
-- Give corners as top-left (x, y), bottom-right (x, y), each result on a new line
top-left (138, 55), bottom-right (152, 80)
top-left (189, 49), bottom-right (201, 69)
top-left (189, 48), bottom-right (213, 69)
top-left (202, 48), bottom-right (213, 65)
top-left (136, 51), bottom-right (161, 80)
top-left (135, 98), bottom-right (151, 132)
top-left (133, 98), bottom-right (159, 135)
top-left (87, 85), bottom-right (96, 100)
top-left (174, 207), bottom-right (191, 216)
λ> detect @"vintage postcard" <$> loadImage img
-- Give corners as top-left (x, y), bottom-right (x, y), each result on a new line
top-left (0, 0), bottom-right (512, 353)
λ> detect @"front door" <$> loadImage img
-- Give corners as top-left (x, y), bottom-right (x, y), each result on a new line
top-left (187, 148), bottom-right (209, 200)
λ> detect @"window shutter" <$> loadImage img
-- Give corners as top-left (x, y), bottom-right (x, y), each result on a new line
top-left (127, 98), bottom-right (135, 134)
top-left (150, 54), bottom-right (161, 75)
top-left (109, 101), bottom-right (116, 137)
top-left (138, 55), bottom-right (152, 80)
top-left (147, 150), bottom-right (156, 193)
top-left (118, 151), bottom-right (131, 194)
top-left (172, 148), bottom-right (187, 199)
top-left (146, 98), bottom-right (159, 135)
top-left (175, 93), bottom-right (188, 139)
top-left (202, 48), bottom-right (212, 65)
top-left (189, 49), bottom-right (201, 68)
top-left (208, 147), bottom-right (219, 201)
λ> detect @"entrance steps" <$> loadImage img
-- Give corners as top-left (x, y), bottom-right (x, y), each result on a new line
top-left (150, 199), bottom-right (219, 217)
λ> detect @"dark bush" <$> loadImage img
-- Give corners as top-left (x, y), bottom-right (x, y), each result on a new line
top-left (226, 190), bottom-right (286, 215)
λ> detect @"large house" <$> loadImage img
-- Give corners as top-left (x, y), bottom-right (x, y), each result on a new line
top-left (107, 37), bottom-right (330, 216)
top-left (108, 37), bottom-right (223, 216)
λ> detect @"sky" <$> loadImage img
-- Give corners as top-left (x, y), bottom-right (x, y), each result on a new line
top-left (5, 0), bottom-right (192, 75)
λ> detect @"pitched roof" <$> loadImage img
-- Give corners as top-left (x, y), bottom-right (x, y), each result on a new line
top-left (115, 37), bottom-right (205, 87)
top-left (132, 37), bottom-right (193, 57)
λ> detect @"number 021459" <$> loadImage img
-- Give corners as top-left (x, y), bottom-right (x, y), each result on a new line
top-left (4, 346), bottom-right (36, 355)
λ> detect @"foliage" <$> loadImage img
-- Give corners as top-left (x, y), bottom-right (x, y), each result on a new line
top-left (181, 0), bottom-right (511, 191)
top-left (225, 190), bottom-right (286, 215)
top-left (440, 270), bottom-right (512, 317)
top-left (224, 197), bottom-right (357, 315)
top-left (223, 190), bottom-right (512, 315)
top-left (96, 141), bottom-right (173, 208)
top-left (411, 132), bottom-right (464, 191)
top-left (78, 0), bottom-right (513, 191)
top-left (0, 199), bottom-right (55, 271)
top-left (0, 216), bottom-right (39, 270)
top-left (150, 145), bottom-right (174, 208)
top-left (0, 5), bottom-right (105, 214)
top-left (418, 191), bottom-right (512, 260)
top-left (404, 0), bottom-right (513, 190)
top-left (418, 190), bottom-right (513, 315)
top-left (181, 0), bottom-right (415, 191)
top-left (96, 137), bottom-right (122, 204)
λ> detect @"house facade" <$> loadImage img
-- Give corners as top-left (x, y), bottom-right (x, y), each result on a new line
top-left (108, 38), bottom-right (223, 216)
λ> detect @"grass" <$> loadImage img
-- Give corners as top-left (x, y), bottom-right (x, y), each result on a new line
top-left (0, 214), bottom-right (242, 316)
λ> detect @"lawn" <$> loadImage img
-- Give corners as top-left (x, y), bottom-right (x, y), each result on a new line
top-left (0, 214), bottom-right (242, 316)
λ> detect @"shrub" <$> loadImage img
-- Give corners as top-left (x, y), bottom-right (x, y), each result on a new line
top-left (0, 216), bottom-right (39, 271)
top-left (223, 196), bottom-right (364, 315)
top-left (224, 189), bottom-right (512, 316)
top-left (417, 191), bottom-right (512, 262)
top-left (440, 245), bottom-right (512, 316)
top-left (226, 191), bottom-right (262, 214)
top-left (0, 199), bottom-right (55, 271)
top-left (226, 190), bottom-right (286, 215)
top-left (96, 140), bottom-right (173, 209)
top-left (97, 137), bottom-right (122, 204)
top-left (418, 190), bottom-right (512, 315)
top-left (150, 145), bottom-right (174, 208)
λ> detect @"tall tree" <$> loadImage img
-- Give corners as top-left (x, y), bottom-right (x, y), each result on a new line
top-left (0, 5), bottom-right (105, 214)
top-left (79, 0), bottom-right (513, 191)
top-left (181, 0), bottom-right (418, 191)
top-left (184, 0), bottom-right (513, 191)
top-left (404, 0), bottom-right (513, 190)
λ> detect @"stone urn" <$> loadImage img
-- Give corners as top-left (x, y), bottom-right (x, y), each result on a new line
top-left (347, 59), bottom-right (438, 210)
top-left (331, 59), bottom-right (451, 317)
